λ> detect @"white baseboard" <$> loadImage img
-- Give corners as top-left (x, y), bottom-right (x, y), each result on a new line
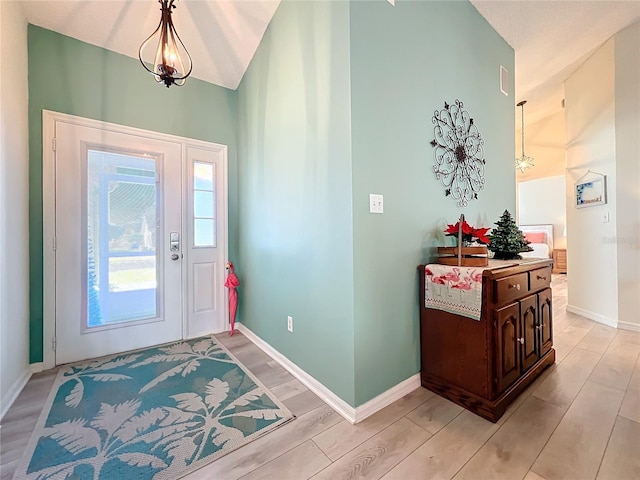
top-left (0, 367), bottom-right (33, 421)
top-left (236, 323), bottom-right (357, 422)
top-left (618, 321), bottom-right (640, 332)
top-left (30, 362), bottom-right (44, 373)
top-left (566, 305), bottom-right (618, 328)
top-left (353, 373), bottom-right (421, 423)
top-left (236, 323), bottom-right (420, 424)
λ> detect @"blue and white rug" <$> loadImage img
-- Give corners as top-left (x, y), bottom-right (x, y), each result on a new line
top-left (14, 336), bottom-right (294, 479)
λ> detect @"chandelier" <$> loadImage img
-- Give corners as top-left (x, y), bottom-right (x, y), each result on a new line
top-left (515, 100), bottom-right (534, 173)
top-left (139, 0), bottom-right (192, 88)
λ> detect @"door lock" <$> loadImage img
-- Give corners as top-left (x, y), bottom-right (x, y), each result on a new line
top-left (170, 232), bottom-right (180, 252)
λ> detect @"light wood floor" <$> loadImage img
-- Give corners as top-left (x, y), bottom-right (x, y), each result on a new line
top-left (2, 275), bottom-right (639, 480)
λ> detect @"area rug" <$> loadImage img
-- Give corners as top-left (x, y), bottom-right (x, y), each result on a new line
top-left (14, 336), bottom-right (294, 480)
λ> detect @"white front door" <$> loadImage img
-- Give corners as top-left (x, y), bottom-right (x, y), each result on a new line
top-left (54, 122), bottom-right (183, 364)
top-left (184, 146), bottom-right (228, 339)
top-left (47, 114), bottom-right (229, 366)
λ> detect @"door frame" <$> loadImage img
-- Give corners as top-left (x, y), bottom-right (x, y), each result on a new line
top-left (42, 110), bottom-right (229, 369)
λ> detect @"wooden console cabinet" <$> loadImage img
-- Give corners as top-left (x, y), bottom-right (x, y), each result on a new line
top-left (418, 260), bottom-right (555, 422)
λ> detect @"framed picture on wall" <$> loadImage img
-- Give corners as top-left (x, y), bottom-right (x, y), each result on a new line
top-left (575, 172), bottom-right (606, 208)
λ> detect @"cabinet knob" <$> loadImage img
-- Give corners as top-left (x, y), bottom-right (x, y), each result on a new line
top-left (509, 283), bottom-right (521, 290)
top-left (537, 275), bottom-right (547, 280)
top-left (517, 337), bottom-right (524, 345)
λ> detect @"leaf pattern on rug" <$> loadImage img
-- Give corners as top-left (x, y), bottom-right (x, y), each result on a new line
top-left (132, 337), bottom-right (235, 393)
top-left (32, 400), bottom-right (171, 479)
top-left (60, 353), bottom-right (142, 407)
top-left (18, 336), bottom-right (293, 480)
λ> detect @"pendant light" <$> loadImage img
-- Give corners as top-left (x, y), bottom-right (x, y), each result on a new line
top-left (139, 0), bottom-right (192, 88)
top-left (515, 100), bottom-right (534, 173)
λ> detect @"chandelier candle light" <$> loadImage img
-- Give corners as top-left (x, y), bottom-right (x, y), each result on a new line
top-left (515, 100), bottom-right (535, 173)
top-left (139, 0), bottom-right (192, 87)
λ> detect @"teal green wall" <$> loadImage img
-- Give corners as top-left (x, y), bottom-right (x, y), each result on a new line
top-left (349, 1), bottom-right (515, 404)
top-left (28, 26), bottom-right (238, 363)
top-left (237, 1), bottom-right (356, 404)
top-left (29, 0), bottom-right (515, 409)
top-left (237, 0), bottom-right (514, 408)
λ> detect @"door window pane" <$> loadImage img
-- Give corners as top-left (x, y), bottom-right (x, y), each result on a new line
top-left (108, 256), bottom-right (156, 292)
top-left (107, 181), bottom-right (156, 253)
top-left (194, 191), bottom-right (214, 218)
top-left (194, 163), bottom-right (214, 190)
top-left (193, 161), bottom-right (215, 247)
top-left (87, 150), bottom-right (158, 327)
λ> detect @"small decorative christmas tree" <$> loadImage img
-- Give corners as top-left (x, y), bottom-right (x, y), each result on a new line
top-left (487, 210), bottom-right (533, 260)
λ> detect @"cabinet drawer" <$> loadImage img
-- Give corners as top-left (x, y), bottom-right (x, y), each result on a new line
top-left (494, 273), bottom-right (528, 305)
top-left (529, 266), bottom-right (551, 291)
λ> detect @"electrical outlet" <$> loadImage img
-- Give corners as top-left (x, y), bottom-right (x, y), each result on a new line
top-left (287, 316), bottom-right (293, 332)
top-left (369, 194), bottom-right (384, 214)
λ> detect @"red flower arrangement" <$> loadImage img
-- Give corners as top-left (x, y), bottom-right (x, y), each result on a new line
top-left (444, 219), bottom-right (490, 245)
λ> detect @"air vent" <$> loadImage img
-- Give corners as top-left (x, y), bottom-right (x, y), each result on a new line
top-left (500, 66), bottom-right (509, 96)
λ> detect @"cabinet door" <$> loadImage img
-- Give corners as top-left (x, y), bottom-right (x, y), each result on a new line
top-left (521, 295), bottom-right (538, 372)
top-left (538, 288), bottom-right (553, 356)
top-left (495, 303), bottom-right (521, 393)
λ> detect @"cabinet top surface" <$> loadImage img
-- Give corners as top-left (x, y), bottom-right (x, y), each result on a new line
top-left (421, 258), bottom-right (552, 279)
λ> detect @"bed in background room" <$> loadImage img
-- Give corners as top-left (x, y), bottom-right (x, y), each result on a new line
top-left (519, 224), bottom-right (554, 259)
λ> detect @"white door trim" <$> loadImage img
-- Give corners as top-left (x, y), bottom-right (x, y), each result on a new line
top-left (42, 110), bottom-right (229, 369)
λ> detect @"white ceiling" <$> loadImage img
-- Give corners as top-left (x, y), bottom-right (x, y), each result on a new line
top-left (470, 0), bottom-right (640, 125)
top-left (18, 0), bottom-right (640, 124)
top-left (20, 0), bottom-right (280, 90)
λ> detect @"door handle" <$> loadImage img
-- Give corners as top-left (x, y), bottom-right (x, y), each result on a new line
top-left (171, 253), bottom-right (180, 261)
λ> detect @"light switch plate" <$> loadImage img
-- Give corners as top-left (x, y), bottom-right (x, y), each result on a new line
top-left (369, 194), bottom-right (384, 214)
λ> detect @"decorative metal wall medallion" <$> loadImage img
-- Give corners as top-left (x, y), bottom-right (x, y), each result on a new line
top-left (430, 100), bottom-right (486, 207)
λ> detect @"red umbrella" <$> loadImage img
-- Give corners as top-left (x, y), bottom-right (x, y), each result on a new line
top-left (224, 262), bottom-right (240, 335)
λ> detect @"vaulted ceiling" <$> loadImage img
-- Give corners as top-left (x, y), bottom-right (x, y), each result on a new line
top-left (19, 0), bottom-right (640, 125)
top-left (470, 0), bottom-right (640, 125)
top-left (20, 0), bottom-right (280, 90)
